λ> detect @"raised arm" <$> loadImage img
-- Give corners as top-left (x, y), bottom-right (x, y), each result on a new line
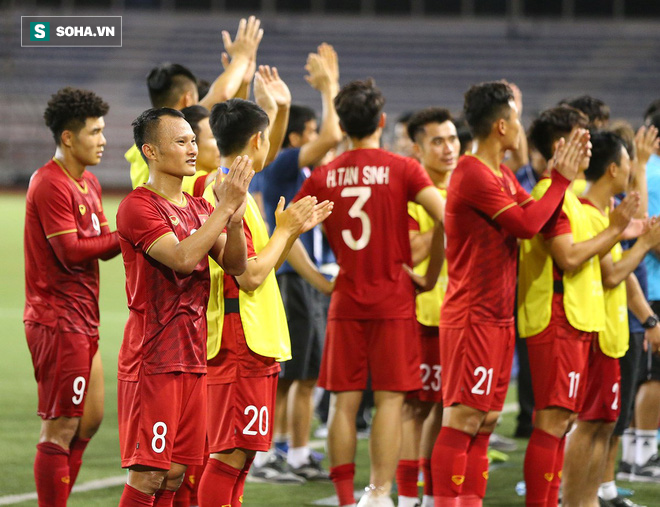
top-left (599, 219), bottom-right (660, 288)
top-left (630, 125), bottom-right (658, 219)
top-left (547, 194), bottom-right (639, 273)
top-left (199, 17), bottom-right (263, 109)
top-left (298, 43), bottom-right (343, 168)
top-left (234, 196), bottom-right (315, 291)
top-left (255, 65), bottom-right (292, 166)
top-left (148, 156), bottom-right (253, 275)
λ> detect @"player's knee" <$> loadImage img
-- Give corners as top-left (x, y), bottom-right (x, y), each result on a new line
top-left (79, 413), bottom-right (104, 439)
top-left (129, 469), bottom-right (167, 495)
top-left (40, 417), bottom-right (79, 448)
top-left (480, 412), bottom-right (500, 433)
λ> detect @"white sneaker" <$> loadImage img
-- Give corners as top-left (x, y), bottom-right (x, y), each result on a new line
top-left (357, 488), bottom-right (395, 507)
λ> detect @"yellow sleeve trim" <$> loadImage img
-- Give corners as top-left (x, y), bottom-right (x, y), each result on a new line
top-left (491, 202), bottom-right (516, 220)
top-left (145, 232), bottom-right (174, 255)
top-left (519, 197), bottom-right (533, 207)
top-left (46, 229), bottom-right (77, 239)
top-left (100, 221), bottom-right (109, 227)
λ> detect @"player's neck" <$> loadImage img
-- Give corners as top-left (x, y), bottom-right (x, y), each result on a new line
top-left (583, 180), bottom-right (611, 213)
top-left (145, 170), bottom-right (185, 204)
top-left (54, 147), bottom-right (85, 180)
top-left (426, 167), bottom-right (450, 188)
top-left (349, 133), bottom-right (380, 150)
top-left (473, 138), bottom-right (505, 174)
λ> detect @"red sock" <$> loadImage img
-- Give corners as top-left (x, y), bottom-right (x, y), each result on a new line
top-left (432, 427), bottom-right (472, 505)
top-left (462, 433), bottom-right (490, 500)
top-left (34, 442), bottom-right (70, 507)
top-left (547, 436), bottom-right (565, 507)
top-left (231, 456), bottom-right (254, 506)
top-left (173, 484), bottom-right (191, 507)
top-left (119, 484), bottom-right (155, 506)
top-left (523, 429), bottom-right (560, 507)
top-left (68, 437), bottom-right (90, 492)
top-left (330, 463), bottom-right (356, 506)
top-left (396, 459), bottom-right (420, 498)
top-left (190, 461), bottom-right (206, 505)
top-left (420, 458), bottom-right (433, 497)
top-left (197, 458), bottom-right (240, 507)
top-left (153, 489), bottom-right (175, 507)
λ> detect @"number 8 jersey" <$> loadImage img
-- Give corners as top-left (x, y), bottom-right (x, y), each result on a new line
top-left (295, 148), bottom-right (433, 320)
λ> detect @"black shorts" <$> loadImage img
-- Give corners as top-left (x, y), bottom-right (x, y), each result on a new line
top-left (614, 332), bottom-right (645, 435)
top-left (277, 272), bottom-right (328, 380)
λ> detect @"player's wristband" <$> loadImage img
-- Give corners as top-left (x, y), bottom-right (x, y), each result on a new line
top-left (642, 314), bottom-right (659, 329)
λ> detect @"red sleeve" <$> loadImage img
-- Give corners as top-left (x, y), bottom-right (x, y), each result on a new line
top-left (49, 231), bottom-right (120, 267)
top-left (495, 172), bottom-right (571, 239)
top-left (408, 214), bottom-right (420, 232)
top-left (406, 158), bottom-right (434, 201)
top-left (117, 194), bottom-right (175, 254)
top-left (243, 220), bottom-right (257, 259)
top-left (541, 207), bottom-right (572, 240)
top-left (33, 174), bottom-right (78, 239)
top-left (508, 171), bottom-right (533, 207)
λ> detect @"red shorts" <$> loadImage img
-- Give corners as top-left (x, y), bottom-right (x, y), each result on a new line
top-left (25, 321), bottom-right (98, 419)
top-left (206, 372), bottom-right (278, 453)
top-left (118, 372), bottom-right (207, 469)
top-left (579, 342), bottom-right (621, 423)
top-left (527, 321), bottom-right (593, 413)
top-left (440, 323), bottom-right (514, 412)
top-left (407, 324), bottom-right (442, 403)
top-left (319, 318), bottom-right (421, 392)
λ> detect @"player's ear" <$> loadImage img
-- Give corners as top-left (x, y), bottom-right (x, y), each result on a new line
top-left (379, 113), bottom-right (387, 129)
top-left (608, 161), bottom-right (618, 179)
top-left (412, 142), bottom-right (422, 159)
top-left (60, 129), bottom-right (74, 148)
top-left (141, 142), bottom-right (157, 162)
top-left (251, 131), bottom-right (262, 152)
top-left (496, 118), bottom-right (507, 137)
top-left (182, 90), bottom-right (195, 108)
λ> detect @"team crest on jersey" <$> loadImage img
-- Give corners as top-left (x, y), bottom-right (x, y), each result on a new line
top-left (79, 204), bottom-right (87, 215)
top-left (169, 215), bottom-right (180, 226)
top-left (451, 474), bottom-right (465, 485)
top-left (544, 473), bottom-right (554, 482)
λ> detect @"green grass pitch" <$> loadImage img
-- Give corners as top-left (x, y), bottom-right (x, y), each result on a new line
top-left (1, 192), bottom-right (657, 505)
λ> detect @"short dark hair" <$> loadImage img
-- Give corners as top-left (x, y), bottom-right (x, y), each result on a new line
top-left (528, 106), bottom-right (589, 161)
top-left (407, 107), bottom-right (453, 143)
top-left (197, 79), bottom-right (211, 103)
top-left (132, 108), bottom-right (185, 163)
top-left (283, 105), bottom-right (317, 148)
top-left (209, 99), bottom-right (270, 156)
top-left (147, 63), bottom-right (198, 108)
top-left (181, 105), bottom-right (210, 137)
top-left (453, 116), bottom-right (474, 154)
top-left (559, 95), bottom-right (610, 126)
top-left (463, 82), bottom-right (514, 139)
top-left (334, 78), bottom-right (385, 139)
top-left (607, 120), bottom-right (635, 160)
top-left (43, 87), bottom-right (109, 145)
top-left (584, 130), bottom-right (625, 182)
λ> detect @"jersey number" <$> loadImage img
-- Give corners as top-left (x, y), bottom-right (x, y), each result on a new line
top-left (421, 364), bottom-right (442, 392)
top-left (568, 371), bottom-right (581, 399)
top-left (611, 382), bottom-right (620, 411)
top-left (471, 366), bottom-right (494, 396)
top-left (243, 405), bottom-right (269, 436)
top-left (71, 376), bottom-right (86, 405)
top-left (152, 422), bottom-right (167, 453)
top-left (340, 187), bottom-right (372, 251)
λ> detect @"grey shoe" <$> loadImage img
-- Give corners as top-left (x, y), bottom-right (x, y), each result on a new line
top-left (247, 452), bottom-right (306, 484)
top-left (631, 454), bottom-right (660, 483)
top-left (603, 496), bottom-right (647, 507)
top-left (616, 460), bottom-right (632, 481)
top-left (290, 454), bottom-right (331, 481)
top-left (489, 432), bottom-right (518, 452)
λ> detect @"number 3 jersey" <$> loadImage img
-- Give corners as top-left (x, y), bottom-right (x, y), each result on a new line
top-left (295, 148), bottom-right (433, 320)
top-left (24, 158), bottom-right (113, 335)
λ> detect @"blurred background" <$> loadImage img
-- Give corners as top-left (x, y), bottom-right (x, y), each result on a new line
top-left (2, 0), bottom-right (660, 188)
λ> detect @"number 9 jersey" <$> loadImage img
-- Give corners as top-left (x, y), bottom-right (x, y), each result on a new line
top-left (295, 148), bottom-right (433, 320)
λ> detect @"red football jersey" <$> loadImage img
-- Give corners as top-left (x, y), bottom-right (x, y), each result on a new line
top-left (296, 148), bottom-right (433, 320)
top-left (116, 186), bottom-right (214, 381)
top-left (441, 155), bottom-right (532, 326)
top-left (24, 159), bottom-right (112, 335)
